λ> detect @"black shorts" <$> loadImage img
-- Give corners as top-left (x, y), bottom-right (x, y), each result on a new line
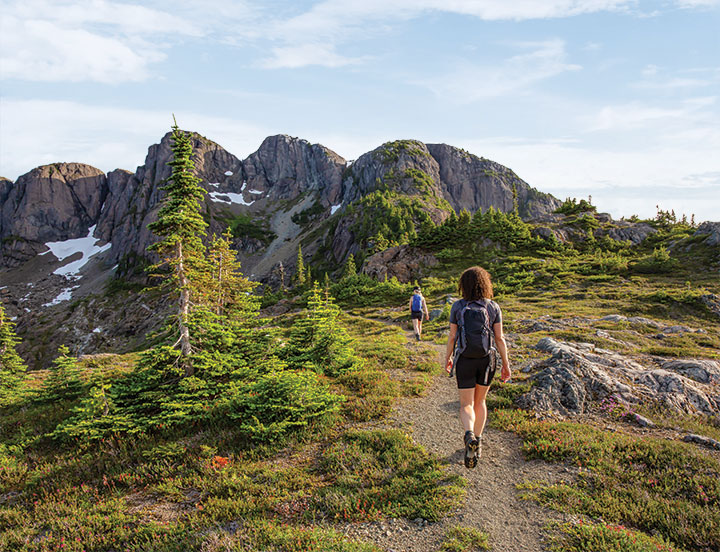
top-left (410, 310), bottom-right (423, 320)
top-left (455, 354), bottom-right (495, 389)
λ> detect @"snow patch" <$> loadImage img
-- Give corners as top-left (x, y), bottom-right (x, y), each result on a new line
top-left (224, 170), bottom-right (233, 176)
top-left (43, 286), bottom-right (79, 307)
top-left (331, 203), bottom-right (342, 215)
top-left (10, 316), bottom-right (17, 321)
top-left (93, 327), bottom-right (102, 334)
top-left (208, 192), bottom-right (254, 206)
top-left (43, 225), bottom-right (112, 277)
top-left (248, 189), bottom-right (263, 195)
top-left (208, 182), bottom-right (220, 188)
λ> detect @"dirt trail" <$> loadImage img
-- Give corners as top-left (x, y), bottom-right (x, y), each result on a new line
top-left (341, 327), bottom-right (570, 552)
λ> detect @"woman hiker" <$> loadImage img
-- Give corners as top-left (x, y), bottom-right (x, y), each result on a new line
top-left (409, 286), bottom-right (429, 341)
top-left (444, 266), bottom-right (511, 468)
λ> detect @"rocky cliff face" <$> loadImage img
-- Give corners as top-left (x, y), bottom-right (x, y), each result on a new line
top-left (0, 163), bottom-right (108, 267)
top-left (243, 135), bottom-right (346, 205)
top-left (425, 143), bottom-right (560, 217)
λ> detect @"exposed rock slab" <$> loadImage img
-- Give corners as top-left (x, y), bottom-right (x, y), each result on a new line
top-left (361, 245), bottom-right (439, 283)
top-left (519, 338), bottom-right (720, 417)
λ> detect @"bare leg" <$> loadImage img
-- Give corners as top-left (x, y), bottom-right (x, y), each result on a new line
top-left (473, 385), bottom-right (490, 437)
top-left (412, 318), bottom-right (419, 336)
top-left (459, 388), bottom-right (476, 432)
top-left (417, 319), bottom-right (423, 338)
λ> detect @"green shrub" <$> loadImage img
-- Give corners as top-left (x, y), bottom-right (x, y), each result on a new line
top-left (547, 520), bottom-right (687, 552)
top-left (228, 369), bottom-right (343, 443)
top-left (633, 246), bottom-right (678, 274)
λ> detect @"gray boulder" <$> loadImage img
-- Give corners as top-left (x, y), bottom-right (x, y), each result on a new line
top-left (521, 338), bottom-right (720, 417)
top-left (361, 245), bottom-right (439, 283)
top-left (694, 221), bottom-right (720, 246)
top-left (683, 434), bottom-right (720, 451)
top-left (606, 222), bottom-right (657, 244)
top-left (660, 359), bottom-right (720, 384)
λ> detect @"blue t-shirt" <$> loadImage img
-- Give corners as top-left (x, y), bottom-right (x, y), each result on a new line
top-left (449, 299), bottom-right (502, 328)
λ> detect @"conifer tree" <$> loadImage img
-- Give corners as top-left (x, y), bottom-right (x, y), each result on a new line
top-left (147, 118), bottom-right (208, 373)
top-left (41, 345), bottom-right (84, 403)
top-left (0, 304), bottom-right (26, 405)
top-left (295, 245), bottom-right (306, 287)
top-left (343, 253), bottom-right (357, 279)
top-left (283, 283), bottom-right (361, 377)
top-left (197, 229), bottom-right (256, 319)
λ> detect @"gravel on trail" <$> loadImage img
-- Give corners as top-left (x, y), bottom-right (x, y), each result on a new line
top-left (338, 333), bottom-right (571, 552)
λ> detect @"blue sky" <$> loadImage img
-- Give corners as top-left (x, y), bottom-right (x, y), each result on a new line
top-left (1, 0), bottom-right (719, 221)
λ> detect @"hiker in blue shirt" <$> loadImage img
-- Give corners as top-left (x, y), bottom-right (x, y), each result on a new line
top-left (409, 286), bottom-right (429, 341)
top-left (444, 266), bottom-right (511, 468)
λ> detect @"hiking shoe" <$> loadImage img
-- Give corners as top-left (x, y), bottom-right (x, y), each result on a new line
top-left (416, 333), bottom-right (421, 341)
top-left (463, 431), bottom-right (479, 468)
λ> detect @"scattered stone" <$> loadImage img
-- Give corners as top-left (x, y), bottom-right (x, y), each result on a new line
top-left (683, 434), bottom-right (720, 451)
top-left (631, 414), bottom-right (656, 428)
top-left (600, 314), bottom-right (627, 322)
top-left (627, 316), bottom-right (663, 329)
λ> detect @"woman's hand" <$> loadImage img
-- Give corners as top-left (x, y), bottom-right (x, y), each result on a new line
top-left (445, 358), bottom-right (453, 374)
top-left (501, 363), bottom-right (511, 383)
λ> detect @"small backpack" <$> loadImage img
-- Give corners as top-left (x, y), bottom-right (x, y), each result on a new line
top-left (411, 294), bottom-right (423, 312)
top-left (456, 300), bottom-right (494, 358)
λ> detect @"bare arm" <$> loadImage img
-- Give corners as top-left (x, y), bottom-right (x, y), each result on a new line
top-left (444, 323), bottom-right (458, 373)
top-left (422, 297), bottom-right (430, 320)
top-left (493, 322), bottom-right (511, 382)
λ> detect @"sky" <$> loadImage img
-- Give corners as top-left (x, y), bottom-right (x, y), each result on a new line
top-left (1, 0), bottom-right (719, 221)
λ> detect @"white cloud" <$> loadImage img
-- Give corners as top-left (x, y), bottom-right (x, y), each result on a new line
top-left (418, 40), bottom-right (581, 103)
top-left (585, 96), bottom-right (716, 131)
top-left (258, 0), bottom-right (633, 69)
top-left (0, 0), bottom-right (200, 83)
top-left (0, 99), bottom-right (270, 180)
top-left (260, 43), bottom-right (367, 69)
top-left (455, 123), bottom-right (720, 221)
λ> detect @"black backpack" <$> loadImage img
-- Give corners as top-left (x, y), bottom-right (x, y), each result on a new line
top-left (457, 300), bottom-right (493, 358)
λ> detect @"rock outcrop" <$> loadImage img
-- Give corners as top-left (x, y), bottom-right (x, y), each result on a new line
top-left (425, 143), bottom-right (560, 218)
top-left (361, 245), bottom-right (439, 282)
top-left (0, 163), bottom-right (108, 266)
top-left (518, 337), bottom-right (720, 417)
top-left (695, 221), bottom-right (720, 246)
top-left (243, 135), bottom-right (346, 205)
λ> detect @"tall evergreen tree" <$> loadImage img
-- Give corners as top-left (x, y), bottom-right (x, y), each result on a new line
top-left (295, 245), bottom-right (306, 287)
top-left (147, 118), bottom-right (208, 373)
top-left (195, 229), bottom-right (256, 319)
top-left (343, 253), bottom-right (357, 279)
top-left (0, 304), bottom-right (26, 405)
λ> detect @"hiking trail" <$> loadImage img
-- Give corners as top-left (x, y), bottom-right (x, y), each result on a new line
top-left (340, 323), bottom-right (571, 552)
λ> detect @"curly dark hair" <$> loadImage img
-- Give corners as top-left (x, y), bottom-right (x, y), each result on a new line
top-left (458, 266), bottom-right (494, 301)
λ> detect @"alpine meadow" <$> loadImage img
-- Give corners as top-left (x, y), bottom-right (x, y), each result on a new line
top-left (2, 2), bottom-right (720, 551)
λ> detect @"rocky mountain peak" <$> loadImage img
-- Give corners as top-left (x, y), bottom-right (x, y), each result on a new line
top-left (243, 134), bottom-right (346, 203)
top-left (0, 163), bottom-right (108, 266)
